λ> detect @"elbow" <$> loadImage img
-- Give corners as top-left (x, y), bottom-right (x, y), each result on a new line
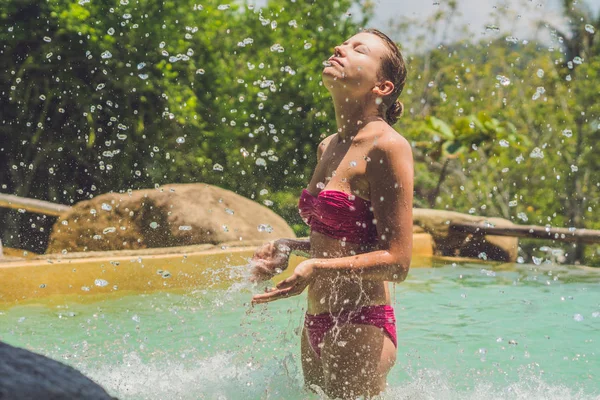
top-left (390, 258), bottom-right (410, 283)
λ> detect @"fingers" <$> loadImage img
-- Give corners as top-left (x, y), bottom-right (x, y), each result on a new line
top-left (251, 287), bottom-right (294, 304)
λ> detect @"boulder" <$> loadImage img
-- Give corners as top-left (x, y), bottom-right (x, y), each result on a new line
top-left (413, 209), bottom-right (518, 262)
top-left (46, 183), bottom-right (295, 253)
top-left (0, 341), bottom-right (114, 399)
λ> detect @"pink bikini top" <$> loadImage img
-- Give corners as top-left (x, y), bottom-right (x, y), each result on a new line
top-left (298, 189), bottom-right (378, 244)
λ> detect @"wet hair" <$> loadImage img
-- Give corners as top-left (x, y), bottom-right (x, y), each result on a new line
top-left (362, 28), bottom-right (407, 125)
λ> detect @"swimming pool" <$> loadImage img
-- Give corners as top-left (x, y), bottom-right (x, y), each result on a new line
top-left (1, 258), bottom-right (598, 399)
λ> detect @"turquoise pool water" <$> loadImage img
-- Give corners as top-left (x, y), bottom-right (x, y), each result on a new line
top-left (1, 259), bottom-right (599, 399)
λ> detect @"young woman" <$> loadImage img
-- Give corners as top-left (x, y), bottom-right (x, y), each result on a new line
top-left (250, 28), bottom-right (413, 399)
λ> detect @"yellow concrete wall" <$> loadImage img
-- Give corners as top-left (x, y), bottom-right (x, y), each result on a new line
top-left (0, 233), bottom-right (434, 306)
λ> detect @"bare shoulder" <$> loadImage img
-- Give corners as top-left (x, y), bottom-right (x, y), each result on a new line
top-left (317, 133), bottom-right (337, 159)
top-left (370, 126), bottom-right (413, 161)
top-left (366, 125), bottom-right (414, 190)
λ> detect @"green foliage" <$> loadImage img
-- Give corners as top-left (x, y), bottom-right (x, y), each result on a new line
top-left (0, 0), bottom-right (598, 266)
top-left (0, 0), bottom-right (366, 251)
top-left (392, 4), bottom-right (600, 264)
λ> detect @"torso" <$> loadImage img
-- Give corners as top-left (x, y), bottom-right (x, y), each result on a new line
top-left (305, 122), bottom-right (392, 315)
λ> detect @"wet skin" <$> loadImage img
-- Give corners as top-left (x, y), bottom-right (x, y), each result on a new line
top-left (250, 31), bottom-right (414, 399)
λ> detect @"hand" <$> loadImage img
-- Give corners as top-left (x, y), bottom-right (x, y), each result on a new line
top-left (251, 260), bottom-right (316, 304)
top-left (248, 240), bottom-right (291, 283)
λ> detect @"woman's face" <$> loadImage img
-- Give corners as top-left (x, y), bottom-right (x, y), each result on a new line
top-left (322, 32), bottom-right (391, 99)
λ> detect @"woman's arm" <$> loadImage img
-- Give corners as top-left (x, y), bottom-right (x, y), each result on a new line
top-left (276, 238), bottom-right (311, 257)
top-left (311, 134), bottom-right (413, 282)
top-left (252, 132), bottom-right (414, 303)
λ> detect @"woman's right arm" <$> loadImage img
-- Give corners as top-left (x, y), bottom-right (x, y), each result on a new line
top-left (248, 238), bottom-right (311, 282)
top-left (276, 238), bottom-right (311, 257)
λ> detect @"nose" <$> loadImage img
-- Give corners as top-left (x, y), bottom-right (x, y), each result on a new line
top-left (334, 45), bottom-right (345, 57)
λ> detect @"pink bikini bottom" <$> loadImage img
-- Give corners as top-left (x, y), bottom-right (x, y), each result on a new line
top-left (304, 305), bottom-right (397, 358)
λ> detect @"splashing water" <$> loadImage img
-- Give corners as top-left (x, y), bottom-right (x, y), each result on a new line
top-left (1, 262), bottom-right (599, 399)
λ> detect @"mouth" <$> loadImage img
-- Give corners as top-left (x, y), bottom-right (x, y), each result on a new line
top-left (327, 57), bottom-right (343, 67)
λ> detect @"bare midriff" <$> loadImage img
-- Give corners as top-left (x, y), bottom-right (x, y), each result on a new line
top-left (307, 230), bottom-right (390, 315)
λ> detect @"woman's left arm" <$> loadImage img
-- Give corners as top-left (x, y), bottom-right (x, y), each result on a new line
top-left (310, 135), bottom-right (414, 282)
top-left (252, 135), bottom-right (413, 304)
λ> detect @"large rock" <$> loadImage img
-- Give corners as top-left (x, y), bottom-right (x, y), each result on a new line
top-left (413, 209), bottom-right (518, 262)
top-left (0, 341), bottom-right (114, 399)
top-left (47, 183), bottom-right (295, 253)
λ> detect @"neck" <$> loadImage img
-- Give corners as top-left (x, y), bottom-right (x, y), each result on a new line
top-left (332, 96), bottom-right (382, 140)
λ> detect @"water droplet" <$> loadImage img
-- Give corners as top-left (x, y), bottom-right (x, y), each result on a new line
top-left (530, 147), bottom-right (544, 159)
top-left (225, 208), bottom-right (234, 215)
top-left (571, 165), bottom-right (578, 172)
top-left (572, 56), bottom-right (583, 65)
top-left (196, 68), bottom-right (205, 74)
top-left (178, 225), bottom-right (192, 231)
top-left (43, 36), bottom-right (51, 42)
top-left (537, 69), bottom-right (544, 78)
top-left (505, 36), bottom-right (519, 43)
top-left (39, 94), bottom-right (46, 101)
top-left (585, 24), bottom-right (595, 34)
top-left (349, 161), bottom-right (357, 167)
top-left (103, 227), bottom-right (116, 234)
top-left (137, 62), bottom-right (146, 70)
top-left (101, 51), bottom-right (113, 59)
top-left (263, 200), bottom-right (273, 207)
top-left (316, 182), bottom-right (325, 189)
top-left (257, 224), bottom-right (274, 233)
top-left (270, 43), bottom-right (284, 53)
top-left (107, 27), bottom-right (115, 35)
top-left (176, 137), bottom-right (185, 144)
top-left (149, 222), bottom-right (158, 229)
top-left (255, 158), bottom-right (267, 166)
top-left (217, 4), bottom-right (230, 10)
top-left (138, 73), bottom-right (148, 80)
top-left (132, 314), bottom-right (140, 322)
top-left (259, 189), bottom-right (268, 196)
top-left (562, 129), bottom-right (573, 138)
top-left (304, 42), bottom-right (312, 50)
top-left (213, 163), bottom-right (224, 172)
top-left (95, 279), bottom-right (109, 287)
top-left (499, 139), bottom-right (509, 147)
top-left (122, 13), bottom-right (132, 19)
top-left (497, 75), bottom-right (510, 86)
top-left (573, 314), bottom-right (584, 322)
top-left (101, 203), bottom-right (112, 211)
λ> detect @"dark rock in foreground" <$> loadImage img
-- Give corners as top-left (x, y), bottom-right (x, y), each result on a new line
top-left (0, 341), bottom-right (115, 400)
